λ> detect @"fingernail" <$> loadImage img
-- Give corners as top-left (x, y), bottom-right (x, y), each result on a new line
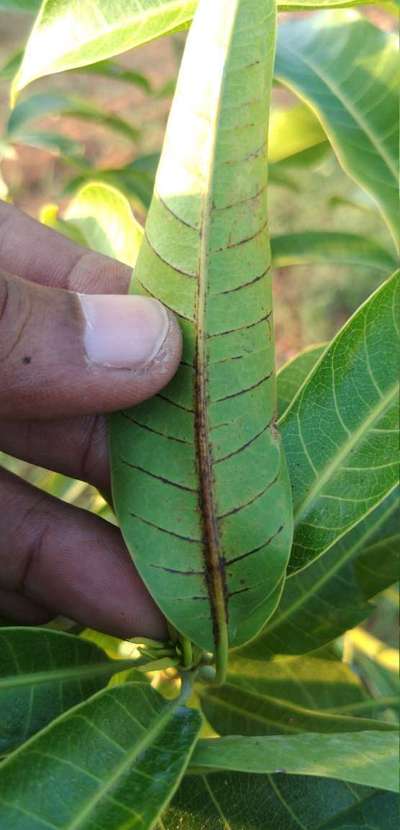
top-left (79, 294), bottom-right (170, 369)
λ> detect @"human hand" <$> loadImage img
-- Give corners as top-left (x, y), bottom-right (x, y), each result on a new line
top-left (0, 200), bottom-right (182, 640)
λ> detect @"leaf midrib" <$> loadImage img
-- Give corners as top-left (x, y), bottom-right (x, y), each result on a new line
top-left (292, 383), bottom-right (397, 525)
top-left (204, 685), bottom-right (395, 734)
top-left (0, 659), bottom-right (132, 691)
top-left (64, 687), bottom-right (184, 830)
top-left (194, 2), bottom-right (240, 661)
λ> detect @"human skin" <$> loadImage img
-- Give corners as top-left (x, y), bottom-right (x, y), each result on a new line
top-left (0, 200), bottom-right (182, 640)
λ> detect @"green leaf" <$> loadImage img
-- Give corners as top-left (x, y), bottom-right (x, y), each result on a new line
top-left (0, 682), bottom-right (202, 829)
top-left (191, 731), bottom-right (399, 791)
top-left (0, 50), bottom-right (23, 82)
top-left (268, 103), bottom-right (326, 164)
top-left (66, 153), bottom-right (160, 211)
top-left (275, 12), bottom-right (399, 248)
top-left (7, 92), bottom-right (139, 144)
top-left (0, 628), bottom-right (134, 753)
top-left (64, 181), bottom-right (144, 267)
top-left (277, 343), bottom-right (326, 419)
top-left (11, 0), bottom-right (197, 97)
top-left (199, 651), bottom-right (395, 737)
top-left (243, 489), bottom-right (400, 660)
top-left (11, 0), bottom-right (393, 95)
top-left (80, 58), bottom-right (152, 92)
top-left (109, 0), bottom-right (293, 676)
top-left (11, 129), bottom-right (84, 158)
top-left (39, 203), bottom-right (89, 246)
top-left (162, 773), bottom-right (398, 830)
top-left (280, 271), bottom-right (400, 574)
top-left (271, 232), bottom-right (398, 273)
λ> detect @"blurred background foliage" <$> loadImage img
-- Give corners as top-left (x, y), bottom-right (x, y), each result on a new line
top-left (0, 3), bottom-right (398, 704)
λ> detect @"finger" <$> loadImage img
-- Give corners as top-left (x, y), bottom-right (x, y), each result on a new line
top-left (0, 269), bottom-right (182, 419)
top-left (0, 200), bottom-right (131, 293)
top-left (0, 588), bottom-right (52, 625)
top-left (0, 468), bottom-right (167, 640)
top-left (0, 415), bottom-right (110, 495)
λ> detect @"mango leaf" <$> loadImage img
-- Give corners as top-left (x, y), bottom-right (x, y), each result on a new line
top-left (66, 153), bottom-right (161, 211)
top-left (199, 651), bottom-right (396, 737)
top-left (0, 628), bottom-right (135, 753)
top-left (277, 344), bottom-right (326, 418)
top-left (191, 731), bottom-right (398, 791)
top-left (268, 103), bottom-right (327, 165)
top-left (275, 12), bottom-right (399, 248)
top-left (0, 682), bottom-right (202, 829)
top-left (280, 271), bottom-right (400, 574)
top-left (271, 232), bottom-right (398, 274)
top-left (109, 0), bottom-right (293, 679)
top-left (161, 772), bottom-right (398, 830)
top-left (243, 489), bottom-right (400, 661)
top-left (64, 181), bottom-right (144, 266)
top-left (12, 0), bottom-right (383, 97)
top-left (0, 50), bottom-right (23, 82)
top-left (39, 203), bottom-right (89, 246)
top-left (81, 58), bottom-right (152, 92)
top-left (11, 129), bottom-right (84, 158)
top-left (11, 0), bottom-right (196, 98)
top-left (7, 92), bottom-right (139, 143)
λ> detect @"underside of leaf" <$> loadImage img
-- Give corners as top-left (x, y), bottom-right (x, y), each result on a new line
top-left (110, 0), bottom-right (293, 674)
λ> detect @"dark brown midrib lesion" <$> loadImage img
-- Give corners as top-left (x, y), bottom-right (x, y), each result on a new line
top-left (194, 332), bottom-right (229, 645)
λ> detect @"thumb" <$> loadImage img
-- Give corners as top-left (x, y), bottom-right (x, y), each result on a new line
top-left (0, 270), bottom-right (182, 420)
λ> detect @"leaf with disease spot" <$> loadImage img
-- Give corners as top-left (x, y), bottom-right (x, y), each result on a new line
top-left (280, 271), bottom-right (400, 574)
top-left (109, 0), bottom-right (293, 680)
top-left (0, 682), bottom-right (202, 829)
top-left (0, 628), bottom-right (135, 753)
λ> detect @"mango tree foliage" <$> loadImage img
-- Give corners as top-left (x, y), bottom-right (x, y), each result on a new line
top-left (65, 182), bottom-right (144, 267)
top-left (268, 103), bottom-right (326, 164)
top-left (275, 12), bottom-right (399, 248)
top-left (200, 651), bottom-right (397, 738)
top-left (0, 628), bottom-right (135, 753)
top-left (11, 0), bottom-right (393, 96)
top-left (271, 232), bottom-right (398, 273)
top-left (0, 683), bottom-right (202, 829)
top-left (110, 0), bottom-right (293, 680)
top-left (162, 772), bottom-right (398, 830)
top-left (277, 344), bottom-right (327, 418)
top-left (245, 488), bottom-right (400, 660)
top-left (281, 271), bottom-right (400, 574)
top-left (191, 731), bottom-right (399, 791)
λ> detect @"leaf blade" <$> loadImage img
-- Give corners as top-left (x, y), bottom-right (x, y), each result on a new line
top-left (191, 731), bottom-right (399, 792)
top-left (280, 271), bottom-right (400, 574)
top-left (271, 232), bottom-right (398, 273)
top-left (162, 772), bottom-right (398, 830)
top-left (0, 628), bottom-right (133, 753)
top-left (245, 489), bottom-right (400, 658)
top-left (275, 12), bottom-right (399, 247)
top-left (110, 0), bottom-right (293, 666)
top-left (0, 682), bottom-right (202, 829)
